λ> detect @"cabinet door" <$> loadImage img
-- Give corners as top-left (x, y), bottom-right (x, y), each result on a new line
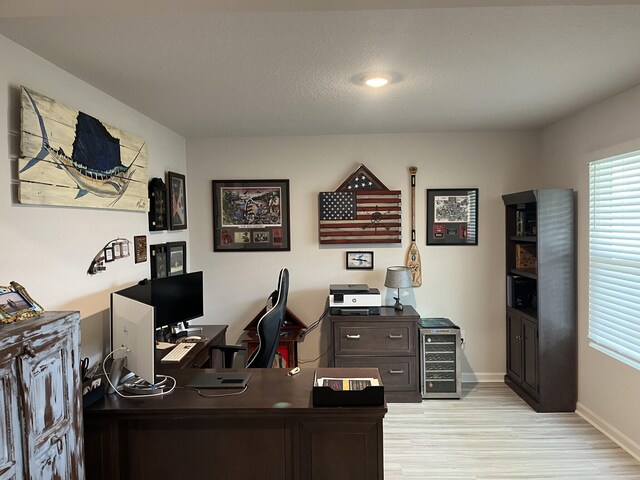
top-left (0, 361), bottom-right (23, 480)
top-left (522, 318), bottom-right (539, 396)
top-left (506, 311), bottom-right (522, 383)
top-left (18, 332), bottom-right (79, 480)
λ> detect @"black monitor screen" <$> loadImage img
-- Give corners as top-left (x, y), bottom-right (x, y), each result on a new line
top-left (114, 272), bottom-right (204, 328)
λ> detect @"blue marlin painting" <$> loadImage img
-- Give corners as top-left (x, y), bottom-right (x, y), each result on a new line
top-left (19, 86), bottom-right (148, 211)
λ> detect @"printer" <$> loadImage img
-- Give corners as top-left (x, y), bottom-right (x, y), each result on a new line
top-left (329, 284), bottom-right (381, 315)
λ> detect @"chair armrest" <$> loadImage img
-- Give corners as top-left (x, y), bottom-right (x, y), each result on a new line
top-left (210, 344), bottom-right (247, 367)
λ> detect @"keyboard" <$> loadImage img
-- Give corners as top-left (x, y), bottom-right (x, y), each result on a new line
top-left (161, 342), bottom-right (196, 363)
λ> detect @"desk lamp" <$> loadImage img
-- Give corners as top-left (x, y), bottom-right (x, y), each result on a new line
top-left (384, 266), bottom-right (413, 311)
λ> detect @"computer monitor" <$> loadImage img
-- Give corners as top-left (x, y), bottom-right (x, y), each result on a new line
top-left (114, 271), bottom-right (204, 329)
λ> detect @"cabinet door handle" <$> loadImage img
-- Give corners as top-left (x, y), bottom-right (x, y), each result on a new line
top-left (388, 334), bottom-right (403, 339)
top-left (346, 334), bottom-right (360, 339)
top-left (23, 344), bottom-right (36, 358)
top-left (51, 435), bottom-right (63, 454)
top-left (389, 369), bottom-right (404, 374)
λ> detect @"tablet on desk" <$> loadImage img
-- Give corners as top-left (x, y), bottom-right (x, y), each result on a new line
top-left (186, 372), bottom-right (251, 389)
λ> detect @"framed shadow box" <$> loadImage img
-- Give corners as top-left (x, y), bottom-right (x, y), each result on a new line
top-left (427, 188), bottom-right (478, 246)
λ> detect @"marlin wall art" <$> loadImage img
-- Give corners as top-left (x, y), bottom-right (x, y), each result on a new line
top-left (19, 86), bottom-right (149, 211)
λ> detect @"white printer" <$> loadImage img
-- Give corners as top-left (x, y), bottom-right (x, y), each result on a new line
top-left (329, 284), bottom-right (381, 315)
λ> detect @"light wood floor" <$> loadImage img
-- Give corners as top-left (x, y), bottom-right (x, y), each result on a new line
top-left (384, 383), bottom-right (640, 479)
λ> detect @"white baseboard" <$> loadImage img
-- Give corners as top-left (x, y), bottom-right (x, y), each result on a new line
top-left (461, 372), bottom-right (504, 383)
top-left (576, 402), bottom-right (640, 463)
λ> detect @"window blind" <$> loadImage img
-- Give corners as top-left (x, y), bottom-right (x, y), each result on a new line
top-left (589, 151), bottom-right (640, 370)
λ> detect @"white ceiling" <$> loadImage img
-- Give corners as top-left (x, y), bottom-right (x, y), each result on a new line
top-left (2, 1), bottom-right (640, 137)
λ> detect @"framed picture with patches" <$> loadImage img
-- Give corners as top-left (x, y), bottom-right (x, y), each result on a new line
top-left (212, 179), bottom-right (291, 252)
top-left (426, 188), bottom-right (478, 245)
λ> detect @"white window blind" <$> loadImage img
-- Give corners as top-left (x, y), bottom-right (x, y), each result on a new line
top-left (589, 151), bottom-right (640, 370)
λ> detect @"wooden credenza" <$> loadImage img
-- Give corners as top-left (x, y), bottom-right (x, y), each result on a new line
top-left (0, 311), bottom-right (84, 479)
top-left (328, 306), bottom-right (421, 403)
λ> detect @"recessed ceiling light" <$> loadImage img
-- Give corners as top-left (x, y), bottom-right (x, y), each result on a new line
top-left (364, 76), bottom-right (389, 88)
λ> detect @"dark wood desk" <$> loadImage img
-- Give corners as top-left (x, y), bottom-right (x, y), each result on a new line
top-left (84, 368), bottom-right (386, 480)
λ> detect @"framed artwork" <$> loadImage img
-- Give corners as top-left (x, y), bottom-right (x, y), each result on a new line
top-left (0, 282), bottom-right (44, 324)
top-left (113, 242), bottom-right (122, 258)
top-left (103, 246), bottom-right (115, 262)
top-left (426, 188), bottom-right (478, 246)
top-left (148, 178), bottom-right (168, 231)
top-left (168, 171), bottom-right (187, 230)
top-left (346, 251), bottom-right (374, 270)
top-left (167, 241), bottom-right (187, 276)
top-left (212, 179), bottom-right (291, 252)
top-left (134, 235), bottom-right (148, 263)
top-left (150, 244), bottom-right (168, 278)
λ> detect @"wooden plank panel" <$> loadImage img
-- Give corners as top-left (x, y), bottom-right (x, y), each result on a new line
top-left (19, 181), bottom-right (149, 211)
top-left (19, 86), bottom-right (148, 212)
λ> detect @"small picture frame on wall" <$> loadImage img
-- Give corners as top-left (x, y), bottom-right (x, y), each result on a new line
top-left (168, 171), bottom-right (188, 230)
top-left (150, 244), bottom-right (168, 279)
top-left (167, 241), bottom-right (187, 276)
top-left (134, 235), bottom-right (148, 263)
top-left (346, 251), bottom-right (374, 270)
top-left (426, 188), bottom-right (478, 246)
top-left (103, 246), bottom-right (115, 263)
top-left (148, 178), bottom-right (168, 231)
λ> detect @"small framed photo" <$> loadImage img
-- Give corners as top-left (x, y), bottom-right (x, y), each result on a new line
top-left (168, 171), bottom-right (188, 231)
top-left (121, 241), bottom-right (130, 257)
top-left (427, 188), bottom-right (478, 246)
top-left (113, 242), bottom-right (122, 258)
top-left (212, 179), bottom-right (290, 252)
top-left (150, 244), bottom-right (168, 279)
top-left (167, 241), bottom-right (187, 276)
top-left (134, 235), bottom-right (147, 263)
top-left (346, 251), bottom-right (374, 270)
top-left (104, 246), bottom-right (115, 263)
top-left (0, 282), bottom-right (44, 324)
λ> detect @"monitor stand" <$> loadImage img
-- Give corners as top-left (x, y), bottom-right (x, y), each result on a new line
top-left (106, 355), bottom-right (167, 395)
top-left (171, 321), bottom-right (203, 336)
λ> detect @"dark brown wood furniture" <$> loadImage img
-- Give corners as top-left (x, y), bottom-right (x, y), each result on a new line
top-left (0, 311), bottom-right (84, 479)
top-left (156, 324), bottom-right (228, 369)
top-left (83, 367), bottom-right (386, 480)
top-left (503, 189), bottom-right (576, 412)
top-left (328, 306), bottom-right (421, 402)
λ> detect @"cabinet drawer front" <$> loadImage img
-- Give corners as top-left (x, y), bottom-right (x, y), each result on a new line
top-left (334, 322), bottom-right (416, 356)
top-left (335, 357), bottom-right (417, 392)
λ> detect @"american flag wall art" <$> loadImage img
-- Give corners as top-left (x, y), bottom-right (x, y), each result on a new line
top-left (318, 165), bottom-right (402, 245)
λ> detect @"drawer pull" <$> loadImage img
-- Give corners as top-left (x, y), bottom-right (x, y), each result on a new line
top-left (389, 369), bottom-right (405, 374)
top-left (346, 334), bottom-right (361, 340)
top-left (388, 334), bottom-right (403, 339)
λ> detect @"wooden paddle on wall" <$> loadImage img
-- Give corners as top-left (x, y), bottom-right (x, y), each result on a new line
top-left (406, 166), bottom-right (422, 286)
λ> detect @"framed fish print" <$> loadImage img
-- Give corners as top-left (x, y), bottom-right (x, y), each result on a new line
top-left (346, 251), bottom-right (374, 270)
top-left (426, 188), bottom-right (478, 245)
top-left (212, 179), bottom-right (291, 252)
top-left (168, 171), bottom-right (187, 230)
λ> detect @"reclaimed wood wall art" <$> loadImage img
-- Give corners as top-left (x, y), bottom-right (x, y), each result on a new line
top-left (318, 164), bottom-right (401, 244)
top-left (19, 86), bottom-right (149, 211)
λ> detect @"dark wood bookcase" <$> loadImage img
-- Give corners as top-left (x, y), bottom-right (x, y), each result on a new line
top-left (502, 189), bottom-right (576, 412)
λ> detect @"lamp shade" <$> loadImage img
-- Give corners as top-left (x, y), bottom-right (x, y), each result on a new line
top-left (384, 266), bottom-right (413, 289)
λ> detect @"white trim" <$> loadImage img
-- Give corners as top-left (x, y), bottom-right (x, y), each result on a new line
top-left (461, 372), bottom-right (504, 383)
top-left (576, 402), bottom-right (640, 463)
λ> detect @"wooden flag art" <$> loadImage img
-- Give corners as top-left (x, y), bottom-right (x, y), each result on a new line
top-left (318, 165), bottom-right (401, 245)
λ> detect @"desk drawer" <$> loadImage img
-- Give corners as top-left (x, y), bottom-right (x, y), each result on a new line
top-left (334, 322), bottom-right (416, 356)
top-left (334, 357), bottom-right (418, 392)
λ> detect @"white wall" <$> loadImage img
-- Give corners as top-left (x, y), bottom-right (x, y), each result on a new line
top-left (540, 84), bottom-right (640, 458)
top-left (187, 132), bottom-right (539, 378)
top-left (0, 35), bottom-right (187, 364)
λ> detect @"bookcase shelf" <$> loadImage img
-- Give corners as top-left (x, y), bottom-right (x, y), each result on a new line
top-left (503, 189), bottom-right (575, 412)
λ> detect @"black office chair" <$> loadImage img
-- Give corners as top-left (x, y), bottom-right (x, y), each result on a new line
top-left (215, 268), bottom-right (289, 368)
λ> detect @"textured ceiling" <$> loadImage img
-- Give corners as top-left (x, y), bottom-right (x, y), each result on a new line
top-left (2, 1), bottom-right (640, 137)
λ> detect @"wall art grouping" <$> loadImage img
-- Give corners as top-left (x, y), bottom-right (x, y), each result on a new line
top-left (19, 86), bottom-right (149, 211)
top-left (212, 179), bottom-right (290, 252)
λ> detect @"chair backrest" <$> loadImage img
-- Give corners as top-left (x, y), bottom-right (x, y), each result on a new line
top-left (246, 268), bottom-right (289, 368)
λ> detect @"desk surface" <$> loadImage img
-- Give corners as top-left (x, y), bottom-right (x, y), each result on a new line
top-left (87, 367), bottom-right (387, 416)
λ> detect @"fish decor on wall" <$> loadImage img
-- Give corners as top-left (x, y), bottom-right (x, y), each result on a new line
top-left (19, 86), bottom-right (149, 211)
top-left (318, 164), bottom-right (401, 244)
